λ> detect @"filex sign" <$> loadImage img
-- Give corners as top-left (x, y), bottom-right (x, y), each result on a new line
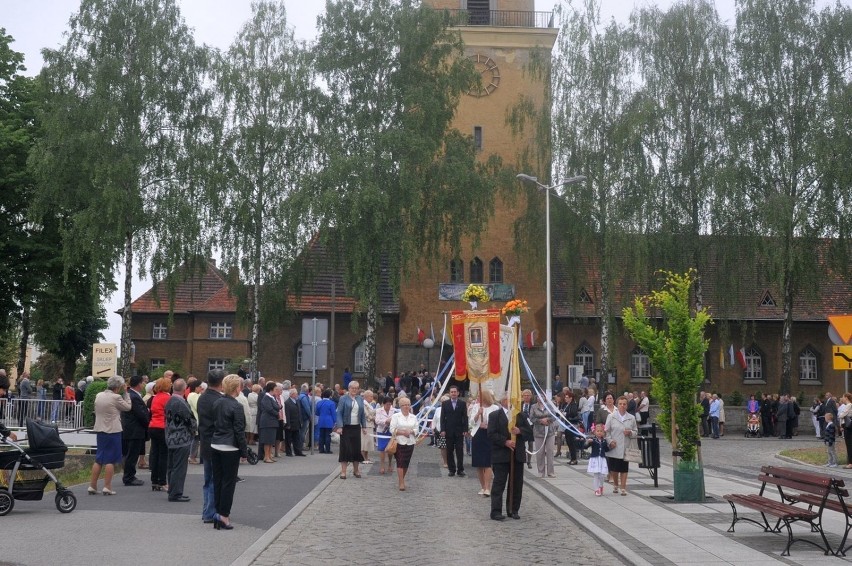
top-left (829, 316), bottom-right (852, 371)
top-left (92, 343), bottom-right (118, 378)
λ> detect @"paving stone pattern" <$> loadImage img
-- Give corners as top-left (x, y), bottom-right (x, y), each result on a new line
top-left (252, 445), bottom-right (619, 566)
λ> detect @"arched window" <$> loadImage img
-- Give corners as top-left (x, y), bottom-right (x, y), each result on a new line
top-left (354, 341), bottom-right (366, 374)
top-left (799, 347), bottom-right (819, 381)
top-left (295, 344), bottom-right (305, 372)
top-left (450, 258), bottom-right (464, 283)
top-left (470, 257), bottom-right (483, 283)
top-left (489, 257), bottom-right (503, 283)
top-left (744, 346), bottom-right (763, 380)
top-left (631, 348), bottom-right (651, 379)
top-left (574, 344), bottom-right (595, 376)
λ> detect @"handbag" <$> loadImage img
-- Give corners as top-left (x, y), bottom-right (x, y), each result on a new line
top-left (386, 437), bottom-right (398, 454)
top-left (624, 437), bottom-right (641, 463)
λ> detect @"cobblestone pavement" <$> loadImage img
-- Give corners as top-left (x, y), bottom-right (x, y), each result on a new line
top-left (251, 444), bottom-right (619, 566)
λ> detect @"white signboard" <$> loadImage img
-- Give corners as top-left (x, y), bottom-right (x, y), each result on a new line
top-left (92, 343), bottom-right (117, 378)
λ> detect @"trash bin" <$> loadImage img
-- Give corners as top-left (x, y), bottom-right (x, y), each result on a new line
top-left (637, 423), bottom-right (660, 487)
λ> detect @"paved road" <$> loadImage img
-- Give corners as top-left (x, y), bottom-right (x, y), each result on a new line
top-left (0, 451), bottom-right (335, 566)
top-left (250, 445), bottom-right (619, 566)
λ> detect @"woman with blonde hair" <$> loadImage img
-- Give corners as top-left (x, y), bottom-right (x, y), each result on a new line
top-left (210, 374), bottom-right (249, 530)
top-left (390, 396), bottom-right (418, 491)
top-left (361, 389), bottom-right (377, 464)
top-left (375, 395), bottom-right (395, 474)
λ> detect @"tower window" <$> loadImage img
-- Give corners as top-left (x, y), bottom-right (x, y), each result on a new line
top-left (489, 257), bottom-right (503, 283)
top-left (470, 257), bottom-right (483, 283)
top-left (450, 258), bottom-right (464, 283)
top-left (474, 126), bottom-right (482, 152)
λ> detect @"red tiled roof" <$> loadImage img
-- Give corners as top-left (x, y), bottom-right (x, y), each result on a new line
top-left (130, 261), bottom-right (229, 314)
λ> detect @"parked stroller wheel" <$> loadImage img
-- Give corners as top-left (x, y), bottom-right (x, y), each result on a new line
top-left (0, 489), bottom-right (13, 516)
top-left (55, 491), bottom-right (76, 514)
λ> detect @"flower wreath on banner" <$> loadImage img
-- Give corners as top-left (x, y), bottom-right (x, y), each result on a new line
top-left (501, 299), bottom-right (529, 327)
top-left (460, 284), bottom-right (489, 310)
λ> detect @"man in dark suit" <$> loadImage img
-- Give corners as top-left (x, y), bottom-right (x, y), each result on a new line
top-left (284, 388), bottom-right (306, 456)
top-left (440, 385), bottom-right (468, 477)
top-left (121, 374), bottom-right (150, 486)
top-left (488, 394), bottom-right (534, 520)
top-left (520, 389), bottom-right (534, 469)
top-left (197, 370), bottom-right (224, 523)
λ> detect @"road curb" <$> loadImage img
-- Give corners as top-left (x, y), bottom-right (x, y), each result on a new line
top-left (231, 468), bottom-right (340, 566)
top-left (525, 478), bottom-right (654, 566)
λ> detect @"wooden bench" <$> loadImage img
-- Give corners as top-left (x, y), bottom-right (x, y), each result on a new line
top-left (764, 466), bottom-right (852, 557)
top-left (723, 465), bottom-right (833, 556)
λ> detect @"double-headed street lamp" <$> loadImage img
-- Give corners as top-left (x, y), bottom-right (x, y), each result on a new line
top-left (516, 173), bottom-right (587, 399)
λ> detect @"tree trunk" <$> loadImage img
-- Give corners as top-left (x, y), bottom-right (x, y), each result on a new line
top-left (120, 230), bottom-right (133, 378)
top-left (364, 302), bottom-right (377, 387)
top-left (599, 267), bottom-right (611, 381)
top-left (780, 268), bottom-right (794, 395)
top-left (16, 303), bottom-right (30, 377)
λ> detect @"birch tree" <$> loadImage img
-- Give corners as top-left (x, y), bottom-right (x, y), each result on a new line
top-left (32, 0), bottom-right (216, 378)
top-left (215, 1), bottom-right (316, 378)
top-left (729, 0), bottom-right (851, 392)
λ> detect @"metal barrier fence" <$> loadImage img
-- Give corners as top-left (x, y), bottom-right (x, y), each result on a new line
top-left (0, 398), bottom-right (84, 430)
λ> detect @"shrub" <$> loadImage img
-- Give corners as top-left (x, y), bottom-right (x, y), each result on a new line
top-left (83, 379), bottom-right (109, 428)
top-left (726, 390), bottom-right (744, 407)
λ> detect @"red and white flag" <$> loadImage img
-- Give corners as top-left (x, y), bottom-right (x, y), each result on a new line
top-left (736, 347), bottom-right (748, 369)
top-left (525, 329), bottom-right (536, 349)
top-left (417, 327), bottom-right (425, 345)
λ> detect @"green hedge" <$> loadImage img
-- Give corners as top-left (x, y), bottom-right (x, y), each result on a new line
top-left (83, 379), bottom-right (109, 428)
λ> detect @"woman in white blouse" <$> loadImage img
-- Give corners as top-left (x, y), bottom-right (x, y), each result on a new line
top-left (375, 397), bottom-right (395, 474)
top-left (390, 397), bottom-right (418, 491)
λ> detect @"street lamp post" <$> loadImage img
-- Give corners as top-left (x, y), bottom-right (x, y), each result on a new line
top-left (516, 173), bottom-right (587, 399)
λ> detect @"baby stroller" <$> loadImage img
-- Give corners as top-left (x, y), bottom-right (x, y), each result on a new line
top-left (744, 413), bottom-right (762, 438)
top-left (0, 419), bottom-right (77, 516)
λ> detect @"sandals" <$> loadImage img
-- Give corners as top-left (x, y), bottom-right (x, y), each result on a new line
top-left (379, 468), bottom-right (386, 475)
top-left (613, 487), bottom-right (619, 494)
top-left (353, 473), bottom-right (362, 478)
top-left (263, 459), bottom-right (275, 464)
top-left (339, 474), bottom-right (347, 480)
top-left (621, 490), bottom-right (628, 496)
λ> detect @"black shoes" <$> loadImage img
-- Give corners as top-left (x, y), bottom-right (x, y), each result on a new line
top-left (527, 462), bottom-right (532, 469)
top-left (448, 472), bottom-right (456, 477)
top-left (124, 478), bottom-right (144, 486)
top-left (510, 512), bottom-right (520, 520)
top-left (490, 513), bottom-right (505, 521)
top-left (168, 495), bottom-right (191, 502)
top-left (457, 471), bottom-right (466, 477)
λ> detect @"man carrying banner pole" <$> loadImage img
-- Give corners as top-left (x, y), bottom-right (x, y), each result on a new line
top-left (488, 325), bottom-right (531, 520)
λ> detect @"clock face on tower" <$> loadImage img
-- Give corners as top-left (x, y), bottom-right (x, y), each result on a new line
top-left (467, 53), bottom-right (500, 97)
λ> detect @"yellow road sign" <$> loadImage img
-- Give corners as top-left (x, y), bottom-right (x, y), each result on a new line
top-left (834, 346), bottom-right (852, 371)
top-left (92, 343), bottom-right (117, 378)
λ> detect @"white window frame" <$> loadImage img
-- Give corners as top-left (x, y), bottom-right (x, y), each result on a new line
top-left (574, 345), bottom-right (594, 376)
top-left (631, 348), bottom-right (651, 379)
top-left (209, 322), bottom-right (233, 339)
top-left (150, 358), bottom-right (166, 370)
top-left (208, 359), bottom-right (229, 372)
top-left (354, 342), bottom-right (366, 374)
top-left (745, 347), bottom-right (762, 380)
top-left (152, 322), bottom-right (168, 340)
top-left (799, 348), bottom-right (818, 381)
top-left (296, 344), bottom-right (305, 372)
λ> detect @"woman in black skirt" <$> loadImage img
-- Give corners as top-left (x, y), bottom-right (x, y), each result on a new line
top-left (335, 381), bottom-right (366, 479)
top-left (390, 397), bottom-right (418, 491)
top-left (469, 389), bottom-right (498, 497)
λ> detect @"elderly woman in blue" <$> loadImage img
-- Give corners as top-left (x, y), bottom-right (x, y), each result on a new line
top-left (335, 380), bottom-right (367, 479)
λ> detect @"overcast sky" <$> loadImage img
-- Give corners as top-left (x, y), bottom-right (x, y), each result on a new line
top-left (0, 0), bottom-right (843, 348)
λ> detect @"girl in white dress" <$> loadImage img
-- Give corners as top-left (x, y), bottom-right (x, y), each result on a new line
top-left (586, 424), bottom-right (611, 496)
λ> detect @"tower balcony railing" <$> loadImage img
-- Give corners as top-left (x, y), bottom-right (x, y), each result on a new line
top-left (441, 9), bottom-right (555, 29)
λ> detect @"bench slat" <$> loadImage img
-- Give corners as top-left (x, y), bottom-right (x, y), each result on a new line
top-left (758, 474), bottom-right (834, 497)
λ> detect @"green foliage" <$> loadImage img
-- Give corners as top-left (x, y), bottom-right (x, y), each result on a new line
top-left (622, 270), bottom-right (711, 463)
top-left (308, 0), bottom-right (500, 379)
top-left (148, 360), bottom-right (186, 381)
top-left (31, 0), bottom-right (217, 379)
top-left (31, 352), bottom-right (66, 384)
top-left (726, 390), bottom-right (744, 407)
top-left (83, 379), bottom-right (108, 428)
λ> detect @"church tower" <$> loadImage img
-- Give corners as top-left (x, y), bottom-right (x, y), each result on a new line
top-left (397, 1), bottom-right (558, 375)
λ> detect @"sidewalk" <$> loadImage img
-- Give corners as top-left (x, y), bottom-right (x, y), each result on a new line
top-left (529, 443), bottom-right (851, 565)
